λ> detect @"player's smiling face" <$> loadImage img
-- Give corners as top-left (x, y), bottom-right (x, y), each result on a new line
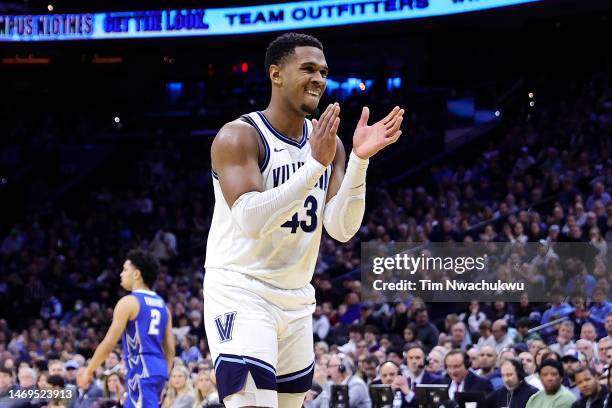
top-left (281, 46), bottom-right (328, 115)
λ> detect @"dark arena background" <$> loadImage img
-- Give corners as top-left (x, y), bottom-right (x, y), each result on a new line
top-left (1, 0), bottom-right (612, 407)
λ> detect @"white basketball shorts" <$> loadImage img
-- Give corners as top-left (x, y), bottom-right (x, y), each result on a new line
top-left (203, 268), bottom-right (316, 408)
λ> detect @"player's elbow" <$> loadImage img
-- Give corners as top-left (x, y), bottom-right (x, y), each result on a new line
top-left (328, 229), bottom-right (356, 243)
top-left (324, 219), bottom-right (358, 243)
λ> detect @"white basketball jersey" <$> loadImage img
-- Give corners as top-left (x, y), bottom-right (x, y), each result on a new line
top-left (205, 111), bottom-right (333, 290)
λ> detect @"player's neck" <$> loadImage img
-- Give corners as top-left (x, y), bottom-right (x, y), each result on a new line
top-left (262, 101), bottom-right (305, 141)
top-left (131, 282), bottom-right (151, 292)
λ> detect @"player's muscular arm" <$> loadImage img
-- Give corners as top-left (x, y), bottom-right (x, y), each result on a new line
top-left (81, 296), bottom-right (139, 381)
top-left (212, 104), bottom-right (339, 239)
top-left (211, 120), bottom-right (264, 208)
top-left (162, 307), bottom-right (175, 375)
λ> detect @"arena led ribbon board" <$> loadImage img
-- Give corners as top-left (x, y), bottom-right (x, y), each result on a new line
top-left (1, 0), bottom-right (541, 42)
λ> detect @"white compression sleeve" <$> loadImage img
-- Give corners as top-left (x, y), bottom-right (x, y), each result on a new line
top-left (323, 151), bottom-right (369, 242)
top-left (231, 155), bottom-right (326, 239)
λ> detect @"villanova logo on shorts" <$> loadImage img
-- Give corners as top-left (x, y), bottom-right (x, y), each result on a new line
top-left (214, 311), bottom-right (237, 343)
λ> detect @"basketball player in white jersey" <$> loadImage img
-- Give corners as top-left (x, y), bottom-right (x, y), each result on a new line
top-left (204, 32), bottom-right (403, 408)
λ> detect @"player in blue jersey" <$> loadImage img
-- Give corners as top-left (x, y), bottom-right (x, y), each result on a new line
top-left (79, 249), bottom-right (175, 408)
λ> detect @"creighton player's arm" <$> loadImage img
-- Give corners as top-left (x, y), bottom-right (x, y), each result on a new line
top-left (322, 106), bottom-right (404, 243)
top-left (79, 296), bottom-right (139, 385)
top-left (211, 103), bottom-right (339, 239)
top-left (162, 306), bottom-right (175, 375)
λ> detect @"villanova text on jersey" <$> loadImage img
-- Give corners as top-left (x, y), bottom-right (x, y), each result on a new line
top-left (122, 290), bottom-right (168, 408)
top-left (272, 161), bottom-right (331, 191)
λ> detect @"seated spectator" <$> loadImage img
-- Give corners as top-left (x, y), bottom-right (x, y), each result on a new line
top-left (526, 359), bottom-right (576, 408)
top-left (476, 320), bottom-right (496, 350)
top-left (459, 301), bottom-right (487, 336)
top-left (604, 313), bottom-right (612, 343)
top-left (17, 367), bottom-right (37, 390)
top-left (466, 347), bottom-right (481, 372)
top-left (0, 365), bottom-right (22, 408)
top-left (442, 349), bottom-right (493, 400)
top-left (414, 308), bottom-right (439, 352)
top-left (575, 339), bottom-right (597, 368)
top-left (518, 351), bottom-right (543, 390)
top-left (551, 321), bottom-right (578, 356)
top-left (71, 367), bottom-right (103, 408)
top-left (374, 361), bottom-right (411, 407)
top-left (581, 323), bottom-right (600, 342)
top-left (363, 325), bottom-right (380, 353)
top-left (103, 351), bottom-right (122, 375)
top-left (589, 289), bottom-right (612, 331)
top-left (65, 360), bottom-right (80, 386)
top-left (358, 355), bottom-right (379, 385)
top-left (179, 335), bottom-right (202, 365)
top-left (162, 366), bottom-right (195, 408)
top-left (426, 348), bottom-right (445, 377)
top-left (404, 344), bottom-right (441, 388)
top-left (515, 318), bottom-right (541, 343)
top-left (101, 372), bottom-right (126, 407)
top-left (561, 350), bottom-right (586, 399)
top-left (451, 322), bottom-right (472, 351)
top-left (528, 339), bottom-right (547, 359)
top-left (308, 353), bottom-right (371, 408)
top-left (486, 359), bottom-right (538, 408)
top-left (193, 369), bottom-right (219, 408)
top-left (477, 346), bottom-right (503, 390)
top-left (313, 305), bottom-right (331, 342)
top-left (572, 366), bottom-right (607, 408)
top-left (385, 347), bottom-right (407, 375)
top-left (338, 324), bottom-right (365, 356)
top-left (541, 289), bottom-right (574, 334)
top-left (492, 319), bottom-right (514, 354)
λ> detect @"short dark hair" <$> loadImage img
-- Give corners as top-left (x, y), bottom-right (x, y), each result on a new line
top-left (125, 249), bottom-right (160, 289)
top-left (573, 366), bottom-right (598, 379)
top-left (516, 318), bottom-right (534, 329)
top-left (264, 32), bottom-right (323, 75)
top-left (363, 355), bottom-right (379, 366)
top-left (404, 343), bottom-right (426, 356)
top-left (538, 358), bottom-right (564, 377)
top-left (386, 347), bottom-right (403, 358)
top-left (444, 349), bottom-right (470, 369)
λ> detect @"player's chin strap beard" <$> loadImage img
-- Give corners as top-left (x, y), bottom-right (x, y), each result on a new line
top-left (301, 104), bottom-right (319, 117)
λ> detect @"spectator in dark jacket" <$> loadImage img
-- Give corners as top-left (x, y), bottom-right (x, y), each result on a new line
top-left (414, 308), bottom-right (439, 352)
top-left (572, 366), bottom-right (608, 408)
top-left (486, 359), bottom-right (538, 408)
top-left (443, 350), bottom-right (493, 400)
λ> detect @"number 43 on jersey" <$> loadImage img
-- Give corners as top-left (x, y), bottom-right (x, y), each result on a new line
top-left (281, 195), bottom-right (318, 233)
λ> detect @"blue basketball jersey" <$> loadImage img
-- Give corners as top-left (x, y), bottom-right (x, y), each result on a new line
top-left (122, 290), bottom-right (169, 379)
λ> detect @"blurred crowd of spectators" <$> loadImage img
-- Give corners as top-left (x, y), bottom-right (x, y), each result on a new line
top-left (1, 68), bottom-right (611, 408)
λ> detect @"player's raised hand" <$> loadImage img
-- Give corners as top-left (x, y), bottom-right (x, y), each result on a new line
top-left (309, 102), bottom-right (340, 166)
top-left (352, 106), bottom-right (404, 159)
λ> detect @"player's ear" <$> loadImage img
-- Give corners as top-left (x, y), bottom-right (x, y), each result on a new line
top-left (269, 64), bottom-right (282, 87)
